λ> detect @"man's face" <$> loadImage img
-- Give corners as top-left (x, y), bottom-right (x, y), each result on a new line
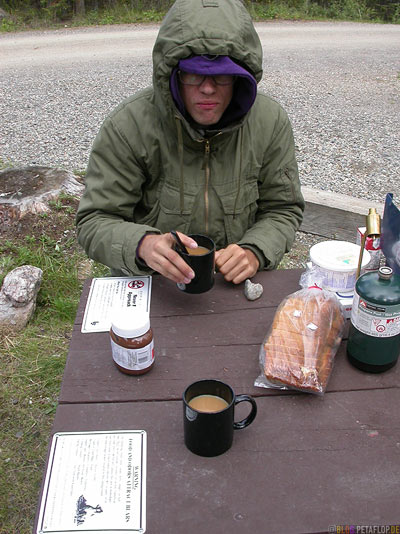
top-left (180, 76), bottom-right (233, 126)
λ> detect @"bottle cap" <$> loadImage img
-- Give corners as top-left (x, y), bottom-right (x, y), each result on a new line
top-left (111, 309), bottom-right (150, 338)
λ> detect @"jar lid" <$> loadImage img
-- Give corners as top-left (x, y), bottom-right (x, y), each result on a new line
top-left (111, 309), bottom-right (150, 338)
top-left (310, 240), bottom-right (371, 272)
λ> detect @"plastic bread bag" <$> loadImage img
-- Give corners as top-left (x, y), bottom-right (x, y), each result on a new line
top-left (299, 262), bottom-right (325, 290)
top-left (254, 287), bottom-right (346, 395)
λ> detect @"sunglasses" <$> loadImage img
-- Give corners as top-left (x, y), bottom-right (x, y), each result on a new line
top-left (178, 70), bottom-right (236, 86)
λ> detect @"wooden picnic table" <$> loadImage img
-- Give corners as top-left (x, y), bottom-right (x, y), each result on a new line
top-left (34, 269), bottom-right (400, 534)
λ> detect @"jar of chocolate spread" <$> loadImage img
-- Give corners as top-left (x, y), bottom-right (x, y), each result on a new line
top-left (110, 311), bottom-right (154, 375)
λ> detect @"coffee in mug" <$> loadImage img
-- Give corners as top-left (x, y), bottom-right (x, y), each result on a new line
top-left (185, 246), bottom-right (210, 256)
top-left (183, 379), bottom-right (257, 457)
top-left (188, 394), bottom-right (229, 413)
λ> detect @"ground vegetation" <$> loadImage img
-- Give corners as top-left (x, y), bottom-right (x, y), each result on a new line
top-left (1, 0), bottom-right (399, 32)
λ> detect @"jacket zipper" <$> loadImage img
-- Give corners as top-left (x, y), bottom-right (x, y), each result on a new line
top-left (204, 140), bottom-right (210, 234)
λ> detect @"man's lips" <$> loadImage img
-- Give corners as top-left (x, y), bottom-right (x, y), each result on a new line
top-left (196, 102), bottom-right (219, 110)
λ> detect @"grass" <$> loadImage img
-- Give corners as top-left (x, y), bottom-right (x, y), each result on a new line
top-left (0, 189), bottom-right (108, 534)
top-left (0, 327), bottom-right (68, 532)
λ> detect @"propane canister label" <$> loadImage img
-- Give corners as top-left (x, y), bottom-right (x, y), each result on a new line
top-left (351, 292), bottom-right (400, 337)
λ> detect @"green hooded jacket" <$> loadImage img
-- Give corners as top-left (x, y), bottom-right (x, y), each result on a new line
top-left (76, 0), bottom-right (305, 275)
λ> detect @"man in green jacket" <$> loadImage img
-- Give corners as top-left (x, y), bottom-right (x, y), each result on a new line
top-left (76, 0), bottom-right (304, 286)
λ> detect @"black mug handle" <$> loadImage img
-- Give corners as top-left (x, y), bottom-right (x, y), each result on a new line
top-left (233, 395), bottom-right (257, 430)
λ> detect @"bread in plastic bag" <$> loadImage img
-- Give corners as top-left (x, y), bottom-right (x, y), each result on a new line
top-left (255, 287), bottom-right (346, 395)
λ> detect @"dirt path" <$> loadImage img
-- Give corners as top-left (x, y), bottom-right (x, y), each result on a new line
top-left (1, 21), bottom-right (399, 68)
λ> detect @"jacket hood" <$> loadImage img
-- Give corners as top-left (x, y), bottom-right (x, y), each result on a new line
top-left (152, 0), bottom-right (263, 126)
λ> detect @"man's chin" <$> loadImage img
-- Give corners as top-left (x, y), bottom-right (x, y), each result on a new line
top-left (192, 112), bottom-right (222, 127)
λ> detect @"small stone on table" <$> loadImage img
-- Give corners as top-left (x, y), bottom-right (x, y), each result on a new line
top-left (244, 279), bottom-right (263, 301)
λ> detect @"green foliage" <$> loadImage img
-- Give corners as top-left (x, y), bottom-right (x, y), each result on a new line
top-left (329, 0), bottom-right (375, 20)
top-left (248, 0), bottom-right (398, 21)
top-left (39, 0), bottom-right (73, 21)
top-left (248, 0), bottom-right (381, 21)
top-left (0, 16), bottom-right (17, 30)
top-left (392, 2), bottom-right (400, 21)
top-left (1, 0), bottom-right (399, 30)
top-left (0, 0), bottom-right (169, 30)
top-left (71, 3), bottom-right (165, 25)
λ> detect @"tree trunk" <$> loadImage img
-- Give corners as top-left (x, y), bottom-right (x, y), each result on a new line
top-left (75, 0), bottom-right (86, 15)
top-left (0, 166), bottom-right (84, 226)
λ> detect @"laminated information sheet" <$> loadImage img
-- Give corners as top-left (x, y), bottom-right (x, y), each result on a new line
top-left (36, 430), bottom-right (147, 534)
top-left (81, 277), bottom-right (152, 333)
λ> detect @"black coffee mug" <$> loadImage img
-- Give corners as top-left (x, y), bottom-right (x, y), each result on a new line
top-left (183, 379), bottom-right (257, 457)
top-left (176, 234), bottom-right (215, 294)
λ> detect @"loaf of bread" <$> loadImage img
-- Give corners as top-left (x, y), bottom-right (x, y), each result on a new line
top-left (262, 288), bottom-right (345, 394)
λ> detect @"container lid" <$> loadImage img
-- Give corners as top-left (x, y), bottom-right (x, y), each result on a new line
top-left (111, 309), bottom-right (150, 338)
top-left (310, 240), bottom-right (371, 272)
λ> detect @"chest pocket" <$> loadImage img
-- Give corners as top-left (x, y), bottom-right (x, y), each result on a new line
top-left (214, 179), bottom-right (259, 244)
top-left (155, 181), bottom-right (197, 235)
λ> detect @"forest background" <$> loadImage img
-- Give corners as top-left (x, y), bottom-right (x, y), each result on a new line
top-left (0, 0), bottom-right (399, 31)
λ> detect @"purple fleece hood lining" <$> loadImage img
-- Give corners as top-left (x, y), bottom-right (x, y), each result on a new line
top-left (169, 55), bottom-right (257, 129)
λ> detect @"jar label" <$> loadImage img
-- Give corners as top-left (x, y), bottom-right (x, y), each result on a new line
top-left (351, 292), bottom-right (400, 337)
top-left (111, 338), bottom-right (154, 370)
top-left (312, 264), bottom-right (357, 291)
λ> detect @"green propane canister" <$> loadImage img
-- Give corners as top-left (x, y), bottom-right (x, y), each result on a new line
top-left (347, 266), bottom-right (400, 373)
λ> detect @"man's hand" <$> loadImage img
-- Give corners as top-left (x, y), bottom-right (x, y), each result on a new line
top-left (137, 232), bottom-right (197, 284)
top-left (215, 245), bottom-right (259, 284)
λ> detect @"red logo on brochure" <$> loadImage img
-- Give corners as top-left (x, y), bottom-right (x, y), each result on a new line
top-left (128, 280), bottom-right (145, 289)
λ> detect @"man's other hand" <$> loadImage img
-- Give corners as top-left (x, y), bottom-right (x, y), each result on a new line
top-left (215, 245), bottom-right (259, 284)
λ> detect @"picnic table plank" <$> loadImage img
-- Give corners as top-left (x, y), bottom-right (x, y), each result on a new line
top-left (59, 332), bottom-right (399, 403)
top-left (59, 267), bottom-right (398, 404)
top-left (301, 199), bottom-right (366, 241)
top-left (73, 269), bottom-right (304, 325)
top-left (36, 388), bottom-right (400, 534)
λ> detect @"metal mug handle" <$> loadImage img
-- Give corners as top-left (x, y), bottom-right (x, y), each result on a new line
top-left (233, 395), bottom-right (257, 430)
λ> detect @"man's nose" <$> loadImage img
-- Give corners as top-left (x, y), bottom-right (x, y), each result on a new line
top-left (199, 76), bottom-right (217, 93)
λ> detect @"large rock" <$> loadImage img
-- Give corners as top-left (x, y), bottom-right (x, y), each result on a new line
top-left (0, 166), bottom-right (84, 227)
top-left (0, 265), bottom-right (43, 332)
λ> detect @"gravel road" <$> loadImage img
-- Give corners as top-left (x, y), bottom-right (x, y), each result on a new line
top-left (1, 21), bottom-right (399, 206)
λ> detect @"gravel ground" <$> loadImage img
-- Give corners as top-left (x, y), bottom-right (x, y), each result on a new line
top-left (1, 21), bottom-right (399, 207)
top-left (264, 49), bottom-right (400, 205)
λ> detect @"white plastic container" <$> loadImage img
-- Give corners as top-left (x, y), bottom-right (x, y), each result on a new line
top-left (309, 240), bottom-right (371, 292)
